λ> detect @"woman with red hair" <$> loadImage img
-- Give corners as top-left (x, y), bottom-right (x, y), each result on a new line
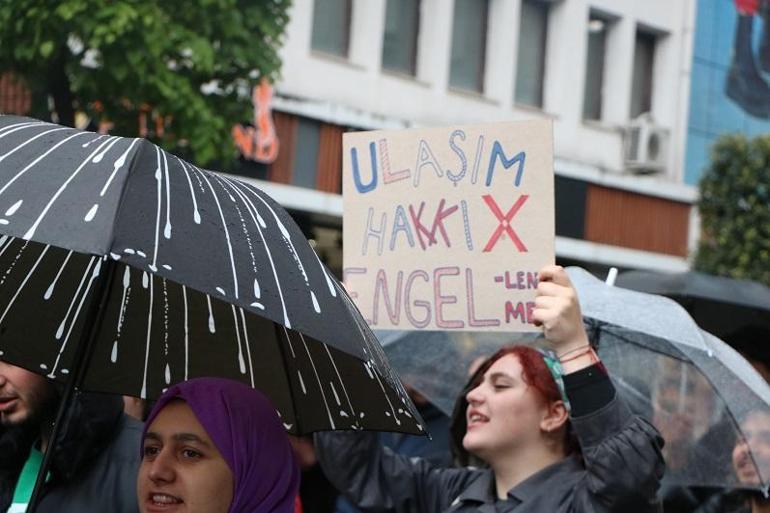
top-left (315, 265), bottom-right (664, 513)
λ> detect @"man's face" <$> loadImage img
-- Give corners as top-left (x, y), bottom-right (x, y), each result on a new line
top-left (0, 361), bottom-right (56, 426)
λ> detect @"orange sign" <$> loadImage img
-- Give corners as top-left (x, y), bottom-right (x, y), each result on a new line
top-left (232, 79), bottom-right (279, 164)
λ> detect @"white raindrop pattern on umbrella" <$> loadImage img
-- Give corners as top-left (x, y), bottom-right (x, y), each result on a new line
top-left (0, 118), bottom-right (419, 433)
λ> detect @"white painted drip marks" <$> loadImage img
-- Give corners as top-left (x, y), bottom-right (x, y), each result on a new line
top-left (83, 134), bottom-right (106, 148)
top-left (0, 132), bottom-right (87, 202)
top-left (230, 305), bottom-right (246, 374)
top-left (175, 157), bottom-right (201, 224)
top-left (55, 257), bottom-right (96, 338)
top-left (84, 204), bottom-right (98, 222)
top-left (5, 200), bottom-right (22, 216)
top-left (182, 285), bottom-right (189, 380)
top-left (253, 278), bottom-right (261, 299)
top-left (100, 138), bottom-right (139, 197)
top-left (323, 343), bottom-right (358, 425)
top-left (311, 291), bottom-right (321, 314)
top-left (44, 250), bottom-right (73, 300)
top-left (142, 271), bottom-right (149, 288)
top-left (22, 135), bottom-right (114, 240)
top-left (0, 240), bottom-right (28, 287)
top-left (297, 332), bottom-right (336, 429)
top-left (297, 370), bottom-right (307, 395)
top-left (0, 220), bottom-right (8, 225)
top-left (0, 127), bottom-right (70, 163)
top-left (206, 294), bottom-right (216, 334)
top-left (162, 150), bottom-right (171, 239)
top-left (221, 176), bottom-right (289, 327)
top-left (0, 244), bottom-right (50, 327)
top-left (49, 258), bottom-right (102, 378)
top-left (311, 249), bottom-right (337, 298)
top-left (194, 168), bottom-right (239, 299)
top-left (238, 308), bottom-right (255, 387)
top-left (213, 175), bottom-right (258, 278)
top-left (137, 250), bottom-right (146, 258)
top-left (91, 136), bottom-right (121, 163)
top-left (241, 182), bottom-right (310, 286)
top-left (123, 248), bottom-right (135, 255)
top-left (150, 146), bottom-right (163, 272)
top-left (140, 275), bottom-right (154, 399)
top-left (216, 286), bottom-right (225, 296)
top-left (282, 326), bottom-right (296, 358)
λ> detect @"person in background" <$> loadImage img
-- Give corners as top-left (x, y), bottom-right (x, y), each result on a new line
top-left (137, 377), bottom-right (300, 513)
top-left (0, 360), bottom-right (140, 513)
top-left (315, 265), bottom-right (665, 513)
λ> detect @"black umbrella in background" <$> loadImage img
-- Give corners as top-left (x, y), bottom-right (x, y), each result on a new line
top-left (616, 270), bottom-right (770, 338)
top-left (0, 116), bottom-right (423, 511)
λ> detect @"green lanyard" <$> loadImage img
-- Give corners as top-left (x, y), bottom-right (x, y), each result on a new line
top-left (9, 446), bottom-right (47, 512)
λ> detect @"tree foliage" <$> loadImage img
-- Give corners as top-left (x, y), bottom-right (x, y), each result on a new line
top-left (0, 0), bottom-right (291, 165)
top-left (694, 133), bottom-right (770, 286)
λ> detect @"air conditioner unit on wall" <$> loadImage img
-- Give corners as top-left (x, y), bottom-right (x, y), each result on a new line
top-left (624, 113), bottom-right (669, 174)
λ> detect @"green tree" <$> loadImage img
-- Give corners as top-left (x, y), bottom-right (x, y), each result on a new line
top-left (0, 0), bottom-right (291, 165)
top-left (695, 133), bottom-right (770, 286)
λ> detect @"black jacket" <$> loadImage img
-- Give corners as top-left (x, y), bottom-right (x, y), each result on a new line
top-left (0, 391), bottom-right (141, 513)
top-left (316, 366), bottom-right (665, 513)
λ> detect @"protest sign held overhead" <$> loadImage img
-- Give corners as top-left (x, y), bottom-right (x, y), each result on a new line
top-left (343, 120), bottom-right (554, 332)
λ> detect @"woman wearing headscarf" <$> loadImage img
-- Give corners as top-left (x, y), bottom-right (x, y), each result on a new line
top-left (315, 265), bottom-right (666, 513)
top-left (136, 377), bottom-right (300, 513)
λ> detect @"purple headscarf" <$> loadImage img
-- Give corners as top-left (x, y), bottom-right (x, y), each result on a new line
top-left (142, 378), bottom-right (300, 513)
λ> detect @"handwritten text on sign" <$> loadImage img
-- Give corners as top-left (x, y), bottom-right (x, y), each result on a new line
top-left (342, 121), bottom-right (554, 331)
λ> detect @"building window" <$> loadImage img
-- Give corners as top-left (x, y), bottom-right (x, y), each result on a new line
top-left (515, 0), bottom-right (549, 108)
top-left (382, 0), bottom-right (420, 75)
top-left (582, 14), bottom-right (610, 121)
top-left (630, 30), bottom-right (656, 118)
top-left (311, 0), bottom-right (352, 57)
top-left (449, 0), bottom-right (489, 93)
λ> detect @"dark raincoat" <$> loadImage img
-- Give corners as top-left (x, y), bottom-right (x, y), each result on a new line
top-left (0, 392), bottom-right (141, 513)
top-left (316, 365), bottom-right (665, 513)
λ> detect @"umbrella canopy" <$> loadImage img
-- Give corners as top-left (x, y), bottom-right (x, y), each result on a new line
top-left (616, 269), bottom-right (770, 337)
top-left (380, 267), bottom-right (770, 494)
top-left (0, 115), bottom-right (422, 435)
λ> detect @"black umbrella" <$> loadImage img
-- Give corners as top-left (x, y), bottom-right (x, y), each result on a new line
top-left (616, 269), bottom-right (770, 338)
top-left (0, 116), bottom-right (423, 510)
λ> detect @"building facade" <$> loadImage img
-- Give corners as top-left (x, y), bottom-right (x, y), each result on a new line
top-left (686, 0), bottom-right (770, 185)
top-left (0, 0), bottom-right (700, 277)
top-left (235, 0), bottom-right (699, 278)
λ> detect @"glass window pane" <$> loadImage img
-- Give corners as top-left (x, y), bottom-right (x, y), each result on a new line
top-left (449, 0), bottom-right (489, 92)
top-left (293, 118), bottom-right (321, 189)
top-left (382, 0), bottom-right (420, 75)
top-left (582, 15), bottom-right (608, 120)
top-left (515, 0), bottom-right (548, 107)
top-left (311, 0), bottom-right (352, 57)
top-left (630, 31), bottom-right (655, 118)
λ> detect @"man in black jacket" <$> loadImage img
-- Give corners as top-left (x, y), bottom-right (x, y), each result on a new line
top-left (0, 360), bottom-right (141, 512)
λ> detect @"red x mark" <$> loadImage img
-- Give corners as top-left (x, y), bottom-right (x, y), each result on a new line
top-left (482, 194), bottom-right (529, 252)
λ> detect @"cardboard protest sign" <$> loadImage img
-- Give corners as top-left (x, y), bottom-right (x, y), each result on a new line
top-left (343, 120), bottom-right (554, 331)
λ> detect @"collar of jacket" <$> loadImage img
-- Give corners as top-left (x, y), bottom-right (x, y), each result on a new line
top-left (454, 455), bottom-right (584, 507)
